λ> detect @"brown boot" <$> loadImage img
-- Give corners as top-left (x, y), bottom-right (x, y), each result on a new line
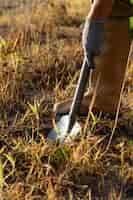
top-left (54, 92), bottom-right (92, 116)
top-left (54, 19), bottom-right (131, 116)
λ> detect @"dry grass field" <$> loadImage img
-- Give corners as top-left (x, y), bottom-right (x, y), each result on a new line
top-left (0, 0), bottom-right (132, 199)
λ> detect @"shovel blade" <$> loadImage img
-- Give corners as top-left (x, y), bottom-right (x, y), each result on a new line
top-left (47, 115), bottom-right (81, 143)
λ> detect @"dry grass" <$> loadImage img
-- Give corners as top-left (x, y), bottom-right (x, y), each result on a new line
top-left (0, 0), bottom-right (132, 199)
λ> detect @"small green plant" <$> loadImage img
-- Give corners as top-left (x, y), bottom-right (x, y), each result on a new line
top-left (49, 146), bottom-right (70, 168)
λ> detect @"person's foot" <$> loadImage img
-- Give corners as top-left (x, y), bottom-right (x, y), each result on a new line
top-left (53, 91), bottom-right (120, 118)
top-left (53, 94), bottom-right (92, 117)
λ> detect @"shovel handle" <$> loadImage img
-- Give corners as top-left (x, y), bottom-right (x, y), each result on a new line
top-left (67, 56), bottom-right (95, 133)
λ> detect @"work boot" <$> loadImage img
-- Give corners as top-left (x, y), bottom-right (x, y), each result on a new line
top-left (54, 92), bottom-right (93, 116)
top-left (54, 19), bottom-right (131, 116)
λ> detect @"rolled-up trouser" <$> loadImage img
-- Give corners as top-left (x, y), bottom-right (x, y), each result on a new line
top-left (91, 18), bottom-right (131, 113)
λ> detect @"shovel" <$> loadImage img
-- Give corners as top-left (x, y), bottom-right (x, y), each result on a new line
top-left (47, 55), bottom-right (95, 143)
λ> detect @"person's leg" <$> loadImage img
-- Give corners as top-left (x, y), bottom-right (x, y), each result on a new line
top-left (54, 19), bottom-right (131, 115)
top-left (91, 19), bottom-right (131, 113)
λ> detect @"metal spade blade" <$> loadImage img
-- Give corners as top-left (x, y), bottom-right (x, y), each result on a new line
top-left (47, 55), bottom-right (95, 143)
top-left (47, 115), bottom-right (81, 143)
